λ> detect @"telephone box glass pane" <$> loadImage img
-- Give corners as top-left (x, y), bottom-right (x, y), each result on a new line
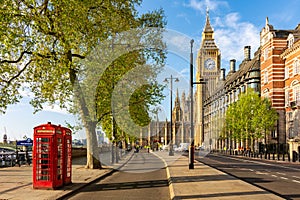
top-left (67, 139), bottom-right (72, 177)
top-left (57, 138), bottom-right (62, 180)
top-left (36, 137), bottom-right (51, 181)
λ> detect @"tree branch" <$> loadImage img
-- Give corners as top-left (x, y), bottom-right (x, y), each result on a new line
top-left (0, 51), bottom-right (32, 64)
top-left (72, 54), bottom-right (85, 59)
top-left (4, 60), bottom-right (32, 85)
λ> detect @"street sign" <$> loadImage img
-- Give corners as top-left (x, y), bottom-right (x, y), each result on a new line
top-left (17, 138), bottom-right (33, 146)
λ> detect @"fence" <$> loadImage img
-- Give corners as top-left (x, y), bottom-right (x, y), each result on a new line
top-left (217, 143), bottom-right (300, 163)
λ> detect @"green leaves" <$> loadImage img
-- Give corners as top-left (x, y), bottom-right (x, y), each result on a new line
top-left (225, 89), bottom-right (278, 141)
top-left (0, 0), bottom-right (166, 168)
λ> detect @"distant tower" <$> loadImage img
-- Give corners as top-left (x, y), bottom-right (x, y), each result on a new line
top-left (3, 133), bottom-right (7, 144)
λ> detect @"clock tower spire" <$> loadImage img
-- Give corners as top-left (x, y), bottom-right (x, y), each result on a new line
top-left (195, 9), bottom-right (221, 147)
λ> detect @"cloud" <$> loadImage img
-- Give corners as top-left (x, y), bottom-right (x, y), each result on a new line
top-left (213, 12), bottom-right (260, 69)
top-left (42, 104), bottom-right (69, 115)
top-left (185, 0), bottom-right (229, 13)
top-left (176, 13), bottom-right (191, 24)
top-left (183, 1), bottom-right (260, 70)
top-left (179, 68), bottom-right (190, 77)
top-left (163, 29), bottom-right (192, 59)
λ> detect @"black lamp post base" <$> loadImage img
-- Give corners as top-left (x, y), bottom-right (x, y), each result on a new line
top-left (189, 145), bottom-right (194, 169)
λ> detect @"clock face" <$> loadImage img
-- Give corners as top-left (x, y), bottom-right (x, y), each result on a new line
top-left (204, 58), bottom-right (216, 70)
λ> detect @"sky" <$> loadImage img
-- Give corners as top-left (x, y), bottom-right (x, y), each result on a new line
top-left (1, 0), bottom-right (300, 141)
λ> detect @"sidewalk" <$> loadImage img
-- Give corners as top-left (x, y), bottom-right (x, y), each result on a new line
top-left (0, 153), bottom-right (133, 200)
top-left (153, 151), bottom-right (284, 200)
top-left (0, 151), bottom-right (284, 200)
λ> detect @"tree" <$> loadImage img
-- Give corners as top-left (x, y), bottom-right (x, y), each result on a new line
top-left (225, 89), bottom-right (278, 150)
top-left (0, 0), bottom-right (166, 169)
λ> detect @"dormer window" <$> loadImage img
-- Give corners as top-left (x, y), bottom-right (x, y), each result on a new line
top-left (287, 34), bottom-right (294, 48)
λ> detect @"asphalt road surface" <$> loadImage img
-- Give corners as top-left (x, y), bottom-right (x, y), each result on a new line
top-left (196, 153), bottom-right (300, 200)
top-left (66, 150), bottom-right (170, 200)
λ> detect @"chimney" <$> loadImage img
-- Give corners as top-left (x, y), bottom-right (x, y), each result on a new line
top-left (221, 68), bottom-right (226, 80)
top-left (230, 59), bottom-right (236, 72)
top-left (244, 46), bottom-right (251, 61)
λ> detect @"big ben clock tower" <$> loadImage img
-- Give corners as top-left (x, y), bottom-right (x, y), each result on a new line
top-left (195, 10), bottom-right (221, 147)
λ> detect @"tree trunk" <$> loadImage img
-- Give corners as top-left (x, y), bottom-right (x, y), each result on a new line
top-left (68, 51), bottom-right (102, 169)
top-left (85, 121), bottom-right (102, 169)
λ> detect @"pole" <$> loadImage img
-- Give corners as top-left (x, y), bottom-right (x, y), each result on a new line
top-left (169, 75), bottom-right (174, 156)
top-left (164, 76), bottom-right (179, 156)
top-left (189, 39), bottom-right (195, 169)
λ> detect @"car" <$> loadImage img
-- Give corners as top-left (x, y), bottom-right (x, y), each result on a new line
top-left (175, 143), bottom-right (190, 152)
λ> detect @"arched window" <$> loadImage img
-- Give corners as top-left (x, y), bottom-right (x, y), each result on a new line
top-left (293, 84), bottom-right (300, 104)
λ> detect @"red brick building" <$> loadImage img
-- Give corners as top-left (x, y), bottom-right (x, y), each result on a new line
top-left (260, 18), bottom-right (300, 147)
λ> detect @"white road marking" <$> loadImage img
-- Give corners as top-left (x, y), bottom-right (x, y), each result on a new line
top-left (271, 174), bottom-right (278, 177)
top-left (280, 177), bottom-right (288, 180)
top-left (255, 171), bottom-right (268, 175)
top-left (292, 180), bottom-right (300, 184)
top-left (276, 172), bottom-right (286, 175)
top-left (213, 154), bottom-right (300, 171)
top-left (292, 175), bottom-right (300, 179)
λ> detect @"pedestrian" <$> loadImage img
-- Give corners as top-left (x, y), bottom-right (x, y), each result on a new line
top-left (25, 150), bottom-right (31, 166)
top-left (15, 150), bottom-right (20, 167)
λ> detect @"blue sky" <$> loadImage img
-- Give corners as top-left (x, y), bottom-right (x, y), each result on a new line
top-left (1, 0), bottom-right (300, 141)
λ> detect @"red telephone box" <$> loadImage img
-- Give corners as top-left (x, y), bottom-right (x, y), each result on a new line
top-left (33, 122), bottom-right (64, 189)
top-left (62, 127), bottom-right (72, 185)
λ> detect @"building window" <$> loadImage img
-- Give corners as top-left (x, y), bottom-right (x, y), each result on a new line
top-left (264, 48), bottom-right (269, 60)
top-left (241, 85), bottom-right (245, 93)
top-left (289, 127), bottom-right (294, 138)
top-left (248, 82), bottom-right (259, 92)
top-left (285, 90), bottom-right (290, 107)
top-left (285, 66), bottom-right (289, 79)
top-left (294, 85), bottom-right (300, 103)
top-left (293, 59), bottom-right (300, 75)
top-left (236, 88), bottom-right (240, 99)
top-left (264, 69), bottom-right (268, 84)
top-left (288, 36), bottom-right (294, 48)
top-left (287, 112), bottom-right (293, 122)
top-left (271, 129), bottom-right (277, 138)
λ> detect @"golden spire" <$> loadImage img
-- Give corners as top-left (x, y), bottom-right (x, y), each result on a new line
top-left (204, 7), bottom-right (213, 33)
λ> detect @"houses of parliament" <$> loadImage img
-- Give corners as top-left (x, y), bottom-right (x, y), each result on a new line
top-left (141, 12), bottom-right (300, 154)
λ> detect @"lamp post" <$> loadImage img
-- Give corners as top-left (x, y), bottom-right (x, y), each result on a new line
top-left (164, 75), bottom-right (179, 156)
top-left (189, 39), bottom-right (195, 169)
top-left (189, 39), bottom-right (206, 169)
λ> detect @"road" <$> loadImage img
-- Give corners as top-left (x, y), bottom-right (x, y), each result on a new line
top-left (196, 153), bottom-right (300, 200)
top-left (66, 150), bottom-right (170, 200)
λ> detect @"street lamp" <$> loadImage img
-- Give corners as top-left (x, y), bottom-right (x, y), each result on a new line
top-left (164, 75), bottom-right (179, 156)
top-left (189, 39), bottom-right (206, 169)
